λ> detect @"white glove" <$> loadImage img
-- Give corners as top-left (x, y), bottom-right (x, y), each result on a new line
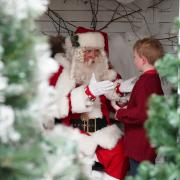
top-left (119, 76), bottom-right (137, 93)
top-left (88, 73), bottom-right (114, 96)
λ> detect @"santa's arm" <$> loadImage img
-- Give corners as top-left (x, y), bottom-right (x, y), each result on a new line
top-left (59, 75), bottom-right (115, 117)
top-left (54, 85), bottom-right (93, 119)
top-left (49, 57), bottom-right (93, 119)
top-left (54, 70), bottom-right (115, 119)
top-left (70, 74), bottom-right (115, 114)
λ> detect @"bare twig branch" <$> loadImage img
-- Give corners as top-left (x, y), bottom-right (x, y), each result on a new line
top-left (89, 0), bottom-right (99, 30)
top-left (46, 7), bottom-right (76, 35)
top-left (157, 35), bottom-right (177, 41)
top-left (46, 10), bottom-right (67, 32)
top-left (132, 2), bottom-right (151, 36)
top-left (148, 0), bottom-right (166, 8)
top-left (99, 8), bottom-right (141, 30)
top-left (99, 0), bottom-right (167, 30)
top-left (119, 3), bottom-right (140, 39)
top-left (89, 0), bottom-right (95, 29)
top-left (94, 0), bottom-right (99, 29)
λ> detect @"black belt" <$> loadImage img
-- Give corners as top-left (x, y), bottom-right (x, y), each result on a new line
top-left (70, 116), bottom-right (107, 133)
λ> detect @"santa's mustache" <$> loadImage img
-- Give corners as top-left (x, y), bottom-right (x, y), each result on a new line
top-left (84, 57), bottom-right (102, 66)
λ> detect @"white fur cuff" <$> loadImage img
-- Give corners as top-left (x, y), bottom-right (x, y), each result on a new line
top-left (71, 86), bottom-right (92, 113)
top-left (92, 124), bottom-right (123, 149)
top-left (78, 135), bottom-right (97, 156)
top-left (56, 96), bottom-right (69, 118)
top-left (77, 32), bottom-right (104, 49)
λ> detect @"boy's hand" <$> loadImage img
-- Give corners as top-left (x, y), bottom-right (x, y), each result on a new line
top-left (115, 111), bottom-right (119, 121)
top-left (114, 106), bottom-right (127, 120)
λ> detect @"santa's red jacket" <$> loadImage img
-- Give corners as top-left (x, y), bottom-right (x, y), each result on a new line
top-left (49, 54), bottom-right (129, 180)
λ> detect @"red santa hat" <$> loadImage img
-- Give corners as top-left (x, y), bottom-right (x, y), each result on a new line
top-left (74, 26), bottom-right (109, 56)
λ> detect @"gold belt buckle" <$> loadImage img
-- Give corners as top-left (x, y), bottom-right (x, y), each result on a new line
top-left (81, 113), bottom-right (96, 133)
top-left (81, 113), bottom-right (89, 132)
top-left (81, 113), bottom-right (97, 133)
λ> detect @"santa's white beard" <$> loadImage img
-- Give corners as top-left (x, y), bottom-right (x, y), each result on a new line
top-left (72, 55), bottom-right (109, 85)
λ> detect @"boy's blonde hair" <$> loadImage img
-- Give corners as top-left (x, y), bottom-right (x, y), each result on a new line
top-left (133, 37), bottom-right (164, 65)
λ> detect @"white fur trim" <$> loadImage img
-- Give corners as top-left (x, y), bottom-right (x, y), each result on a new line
top-left (55, 68), bottom-right (75, 96)
top-left (54, 66), bottom-right (75, 118)
top-left (78, 134), bottom-right (97, 156)
top-left (55, 96), bottom-right (69, 118)
top-left (54, 53), bottom-right (70, 69)
top-left (102, 173), bottom-right (119, 180)
top-left (71, 86), bottom-right (92, 113)
top-left (92, 125), bottom-right (123, 149)
top-left (87, 97), bottom-right (103, 119)
top-left (77, 32), bottom-right (104, 49)
top-left (91, 171), bottom-right (119, 180)
top-left (91, 171), bottom-right (104, 179)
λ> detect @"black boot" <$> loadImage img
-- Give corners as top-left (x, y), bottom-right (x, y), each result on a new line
top-left (92, 161), bottom-right (105, 172)
top-left (54, 118), bottom-right (62, 125)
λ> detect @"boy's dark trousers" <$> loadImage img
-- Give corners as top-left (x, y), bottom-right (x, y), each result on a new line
top-left (128, 158), bottom-right (140, 176)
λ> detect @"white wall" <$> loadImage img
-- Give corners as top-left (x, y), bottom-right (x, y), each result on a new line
top-left (37, 0), bottom-right (178, 80)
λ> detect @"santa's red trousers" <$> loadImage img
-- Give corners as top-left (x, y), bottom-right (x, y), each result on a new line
top-left (96, 137), bottom-right (129, 180)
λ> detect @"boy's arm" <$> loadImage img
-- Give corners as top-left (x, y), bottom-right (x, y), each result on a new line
top-left (115, 87), bottom-right (149, 125)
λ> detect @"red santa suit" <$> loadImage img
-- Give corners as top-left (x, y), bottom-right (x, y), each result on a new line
top-left (49, 27), bottom-right (129, 180)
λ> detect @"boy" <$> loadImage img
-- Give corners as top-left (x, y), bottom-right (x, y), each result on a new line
top-left (115, 37), bottom-right (164, 176)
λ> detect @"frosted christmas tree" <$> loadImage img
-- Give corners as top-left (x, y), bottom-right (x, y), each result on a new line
top-left (0, 0), bottom-right (87, 179)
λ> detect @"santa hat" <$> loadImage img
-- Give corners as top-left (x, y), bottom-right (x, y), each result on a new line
top-left (74, 26), bottom-right (109, 55)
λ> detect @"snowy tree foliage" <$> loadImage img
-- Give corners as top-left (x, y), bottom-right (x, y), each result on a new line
top-left (0, 0), bottom-right (87, 179)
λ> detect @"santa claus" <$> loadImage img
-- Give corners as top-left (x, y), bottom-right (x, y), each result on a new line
top-left (47, 27), bottom-right (135, 180)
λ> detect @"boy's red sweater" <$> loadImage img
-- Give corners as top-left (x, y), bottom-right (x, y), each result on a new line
top-left (116, 70), bottom-right (164, 162)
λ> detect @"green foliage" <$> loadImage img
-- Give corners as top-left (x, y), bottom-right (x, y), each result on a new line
top-left (0, 1), bottom-right (86, 179)
top-left (156, 54), bottom-right (180, 89)
top-left (126, 161), bottom-right (180, 180)
top-left (0, 117), bottom-right (46, 180)
top-left (0, 2), bottom-right (48, 177)
top-left (0, 10), bottom-right (38, 109)
top-left (147, 95), bottom-right (179, 153)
